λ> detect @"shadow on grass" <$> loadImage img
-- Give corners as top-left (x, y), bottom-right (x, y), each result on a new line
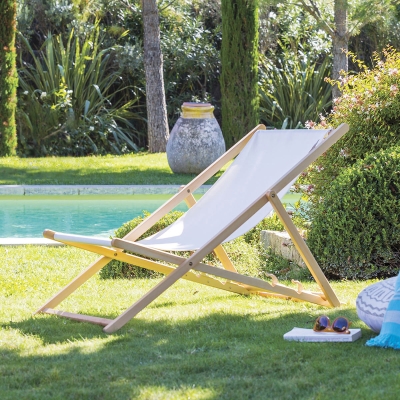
top-left (4, 305), bottom-right (363, 346)
top-left (1, 306), bottom-right (388, 400)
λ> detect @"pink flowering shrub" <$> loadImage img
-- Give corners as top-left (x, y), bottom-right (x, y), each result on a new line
top-left (300, 46), bottom-right (400, 201)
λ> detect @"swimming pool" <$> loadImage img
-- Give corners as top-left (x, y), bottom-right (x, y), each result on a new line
top-left (0, 193), bottom-right (301, 238)
top-left (0, 195), bottom-right (188, 238)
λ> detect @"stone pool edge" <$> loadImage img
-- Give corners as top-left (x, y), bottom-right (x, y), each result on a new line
top-left (0, 184), bottom-right (212, 196)
top-left (0, 184), bottom-right (211, 246)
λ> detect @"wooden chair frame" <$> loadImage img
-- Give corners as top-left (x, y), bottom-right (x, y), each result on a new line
top-left (36, 123), bottom-right (349, 333)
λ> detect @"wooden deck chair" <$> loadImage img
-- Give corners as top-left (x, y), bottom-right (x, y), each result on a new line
top-left (36, 123), bottom-right (349, 333)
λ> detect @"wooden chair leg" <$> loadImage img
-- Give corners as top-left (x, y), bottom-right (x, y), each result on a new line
top-left (103, 257), bottom-right (198, 333)
top-left (266, 191), bottom-right (341, 307)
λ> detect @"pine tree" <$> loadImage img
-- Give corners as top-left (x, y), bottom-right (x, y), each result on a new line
top-left (220, 0), bottom-right (259, 148)
top-left (0, 0), bottom-right (18, 156)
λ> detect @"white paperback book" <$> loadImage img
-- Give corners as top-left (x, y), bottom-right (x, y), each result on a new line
top-left (284, 328), bottom-right (362, 342)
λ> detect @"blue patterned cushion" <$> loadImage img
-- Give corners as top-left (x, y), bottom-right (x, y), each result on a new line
top-left (356, 277), bottom-right (396, 333)
top-left (366, 272), bottom-right (400, 349)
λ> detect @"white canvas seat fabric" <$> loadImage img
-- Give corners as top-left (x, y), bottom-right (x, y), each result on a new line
top-left (139, 129), bottom-right (327, 251)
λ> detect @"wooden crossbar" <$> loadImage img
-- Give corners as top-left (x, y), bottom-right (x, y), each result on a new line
top-left (42, 308), bottom-right (113, 326)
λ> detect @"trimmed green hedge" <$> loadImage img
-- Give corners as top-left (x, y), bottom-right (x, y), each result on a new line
top-left (99, 211), bottom-right (184, 279)
top-left (308, 146), bottom-right (400, 280)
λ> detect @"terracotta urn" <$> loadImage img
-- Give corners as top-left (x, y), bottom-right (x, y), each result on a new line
top-left (166, 102), bottom-right (226, 174)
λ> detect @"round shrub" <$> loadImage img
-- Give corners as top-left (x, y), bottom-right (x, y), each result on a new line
top-left (99, 210), bottom-right (184, 279)
top-left (307, 146), bottom-right (400, 280)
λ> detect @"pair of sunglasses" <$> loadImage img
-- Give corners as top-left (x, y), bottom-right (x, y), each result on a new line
top-left (313, 315), bottom-right (351, 334)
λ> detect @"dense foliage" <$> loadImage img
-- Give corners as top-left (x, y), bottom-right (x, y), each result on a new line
top-left (259, 51), bottom-right (332, 129)
top-left (18, 27), bottom-right (143, 156)
top-left (303, 48), bottom-right (400, 200)
top-left (302, 48), bottom-right (400, 279)
top-left (220, 0), bottom-right (259, 147)
top-left (0, 0), bottom-right (18, 156)
top-left (308, 147), bottom-right (400, 280)
top-left (10, 0), bottom-right (400, 156)
top-left (15, 0), bottom-right (222, 155)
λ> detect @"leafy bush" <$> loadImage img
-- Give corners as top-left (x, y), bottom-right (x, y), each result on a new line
top-left (161, 15), bottom-right (221, 127)
top-left (259, 51), bottom-right (332, 129)
top-left (302, 47), bottom-right (400, 201)
top-left (300, 48), bottom-right (400, 280)
top-left (17, 0), bottom-right (98, 42)
top-left (243, 212), bottom-right (285, 244)
top-left (307, 146), bottom-right (400, 280)
top-left (99, 211), bottom-right (184, 279)
top-left (116, 4), bottom-right (221, 130)
top-left (17, 27), bottom-right (144, 156)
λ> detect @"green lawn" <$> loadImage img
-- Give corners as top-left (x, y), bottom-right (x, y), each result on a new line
top-left (0, 154), bottom-right (228, 185)
top-left (1, 245), bottom-right (398, 400)
top-left (1, 154), bottom-right (399, 399)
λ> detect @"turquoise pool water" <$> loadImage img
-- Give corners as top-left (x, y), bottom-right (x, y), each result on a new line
top-left (0, 196), bottom-right (188, 238)
top-left (0, 193), bottom-right (301, 238)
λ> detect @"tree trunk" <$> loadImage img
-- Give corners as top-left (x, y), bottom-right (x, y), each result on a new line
top-left (0, 0), bottom-right (18, 156)
top-left (332, 0), bottom-right (348, 99)
top-left (142, 0), bottom-right (169, 153)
